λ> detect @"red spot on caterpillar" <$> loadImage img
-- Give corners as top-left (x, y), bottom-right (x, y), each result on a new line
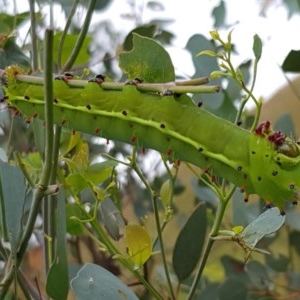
top-left (255, 121), bottom-right (271, 137)
top-left (13, 109), bottom-right (20, 116)
top-left (61, 119), bottom-right (67, 125)
top-left (167, 149), bottom-right (172, 155)
top-left (131, 136), bottom-right (137, 143)
top-left (174, 160), bottom-right (181, 167)
top-left (95, 128), bottom-right (100, 134)
top-left (24, 95), bottom-right (30, 100)
top-left (268, 131), bottom-right (286, 146)
top-left (204, 167), bottom-right (210, 173)
top-left (86, 104), bottom-right (91, 110)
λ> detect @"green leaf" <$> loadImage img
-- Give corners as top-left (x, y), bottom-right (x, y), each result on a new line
top-left (244, 260), bottom-right (270, 290)
top-left (173, 203), bottom-right (207, 281)
top-left (53, 32), bottom-right (92, 67)
top-left (218, 278), bottom-right (248, 300)
top-left (281, 0), bottom-right (300, 18)
top-left (119, 33), bottom-right (175, 83)
top-left (86, 160), bottom-right (118, 184)
top-left (265, 253), bottom-right (290, 272)
top-left (32, 119), bottom-right (46, 159)
top-left (147, 1), bottom-right (165, 11)
top-left (59, 130), bottom-right (81, 157)
top-left (221, 255), bottom-right (248, 281)
top-left (0, 37), bottom-right (31, 69)
top-left (123, 24), bottom-right (157, 51)
top-left (71, 263), bottom-right (139, 300)
top-left (160, 179), bottom-right (172, 207)
top-left (46, 190), bottom-right (69, 299)
top-left (240, 207), bottom-right (285, 249)
top-left (252, 34), bottom-right (262, 61)
top-left (86, 0), bottom-right (111, 11)
top-left (274, 113), bottom-right (295, 138)
top-left (186, 34), bottom-right (223, 110)
top-left (0, 161), bottom-right (28, 249)
top-left (66, 203), bottom-right (85, 235)
top-left (66, 173), bottom-right (88, 193)
top-left (0, 12), bottom-right (35, 34)
top-left (289, 230), bottom-right (300, 256)
top-left (282, 49), bottom-right (300, 72)
top-left (125, 224), bottom-right (152, 268)
top-left (212, 0), bottom-right (226, 29)
top-left (196, 50), bottom-right (219, 57)
top-left (99, 198), bottom-right (125, 240)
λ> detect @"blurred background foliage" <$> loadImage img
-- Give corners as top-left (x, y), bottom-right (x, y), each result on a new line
top-left (1, 0), bottom-right (300, 299)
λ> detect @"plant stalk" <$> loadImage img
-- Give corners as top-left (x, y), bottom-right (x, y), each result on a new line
top-left (0, 28), bottom-right (55, 298)
top-left (62, 0), bottom-right (97, 72)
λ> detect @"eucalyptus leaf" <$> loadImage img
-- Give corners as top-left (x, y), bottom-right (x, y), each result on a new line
top-left (173, 203), bottom-right (207, 281)
top-left (71, 263), bottom-right (139, 300)
top-left (240, 207), bottom-right (285, 248)
top-left (119, 33), bottom-right (175, 82)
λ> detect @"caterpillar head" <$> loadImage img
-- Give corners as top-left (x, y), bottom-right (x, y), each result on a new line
top-left (249, 121), bottom-right (300, 212)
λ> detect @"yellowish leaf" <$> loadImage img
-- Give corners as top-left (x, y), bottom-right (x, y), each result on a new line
top-left (125, 224), bottom-right (152, 268)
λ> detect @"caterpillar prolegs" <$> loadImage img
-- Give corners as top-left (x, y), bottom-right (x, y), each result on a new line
top-left (3, 66), bottom-right (300, 213)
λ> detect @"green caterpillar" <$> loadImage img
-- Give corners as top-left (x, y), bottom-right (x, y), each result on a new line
top-left (2, 66), bottom-right (300, 213)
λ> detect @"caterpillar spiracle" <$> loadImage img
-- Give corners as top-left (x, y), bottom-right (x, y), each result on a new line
top-left (2, 66), bottom-right (300, 214)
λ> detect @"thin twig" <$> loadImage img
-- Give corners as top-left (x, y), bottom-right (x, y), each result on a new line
top-left (62, 0), bottom-right (97, 72)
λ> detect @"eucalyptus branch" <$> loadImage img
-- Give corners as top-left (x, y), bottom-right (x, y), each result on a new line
top-left (28, 0), bottom-right (39, 71)
top-left (43, 126), bottom-right (62, 273)
top-left (57, 0), bottom-right (80, 70)
top-left (0, 174), bottom-right (8, 242)
top-left (18, 27), bottom-right (54, 257)
top-left (187, 187), bottom-right (235, 300)
top-left (130, 148), bottom-right (176, 300)
top-left (13, 74), bottom-right (220, 94)
top-left (62, 0), bottom-right (97, 72)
